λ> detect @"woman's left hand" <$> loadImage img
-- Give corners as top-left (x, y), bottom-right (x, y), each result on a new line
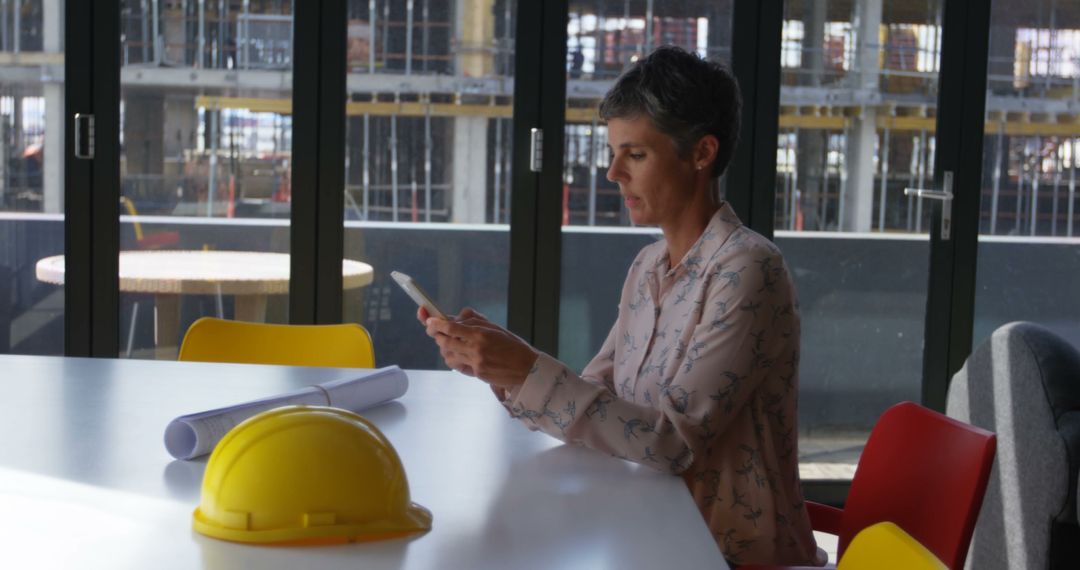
top-left (424, 308), bottom-right (539, 387)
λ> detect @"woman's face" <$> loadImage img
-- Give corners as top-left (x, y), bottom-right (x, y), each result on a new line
top-left (605, 115), bottom-right (698, 229)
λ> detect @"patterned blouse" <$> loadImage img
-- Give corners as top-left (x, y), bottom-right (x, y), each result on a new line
top-left (501, 203), bottom-right (821, 565)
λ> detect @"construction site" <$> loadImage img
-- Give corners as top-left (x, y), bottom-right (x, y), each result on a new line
top-left (0, 0), bottom-right (1076, 235)
top-left (1, 2), bottom-right (1079, 460)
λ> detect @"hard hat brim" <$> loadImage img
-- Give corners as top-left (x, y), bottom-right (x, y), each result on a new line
top-left (192, 502), bottom-right (432, 545)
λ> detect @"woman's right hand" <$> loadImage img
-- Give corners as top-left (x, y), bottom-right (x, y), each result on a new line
top-left (416, 306), bottom-right (489, 377)
top-left (418, 306), bottom-right (538, 386)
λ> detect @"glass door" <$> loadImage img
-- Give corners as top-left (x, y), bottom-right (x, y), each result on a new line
top-left (972, 0), bottom-right (1080, 349)
top-left (551, 0), bottom-right (955, 483)
top-left (1, 0), bottom-right (65, 355)
top-left (340, 0), bottom-right (516, 369)
top-left (556, 0), bottom-right (735, 373)
top-left (773, 0), bottom-right (946, 480)
top-left (117, 0), bottom-right (295, 359)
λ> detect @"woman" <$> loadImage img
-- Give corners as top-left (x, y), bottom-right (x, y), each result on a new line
top-left (420, 46), bottom-right (823, 566)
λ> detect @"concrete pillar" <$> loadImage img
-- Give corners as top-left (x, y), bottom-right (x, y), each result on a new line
top-left (0, 123), bottom-right (6, 198)
top-left (843, 115), bottom-right (877, 232)
top-left (852, 0), bottom-right (882, 92)
top-left (802, 0), bottom-right (826, 87)
top-left (163, 95), bottom-right (198, 171)
top-left (43, 0), bottom-right (63, 213)
top-left (455, 0), bottom-right (495, 77)
top-left (841, 0), bottom-right (882, 232)
top-left (451, 0), bottom-right (494, 223)
top-left (347, 115), bottom-right (363, 187)
top-left (988, 24), bottom-right (1017, 94)
top-left (124, 92), bottom-right (165, 175)
top-left (12, 91), bottom-right (23, 191)
top-left (797, 0), bottom-right (827, 230)
top-left (451, 117), bottom-right (487, 223)
top-left (164, 3), bottom-right (187, 65)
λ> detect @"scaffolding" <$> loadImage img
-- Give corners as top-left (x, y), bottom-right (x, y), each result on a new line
top-left (3, 0), bottom-right (1080, 235)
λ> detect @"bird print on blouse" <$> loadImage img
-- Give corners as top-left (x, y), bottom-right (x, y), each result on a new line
top-left (501, 202), bottom-right (820, 566)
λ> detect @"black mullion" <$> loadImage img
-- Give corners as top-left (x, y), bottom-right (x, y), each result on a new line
top-left (921, 2), bottom-right (962, 413)
top-left (315, 0), bottom-right (348, 324)
top-left (290, 1), bottom-right (321, 325)
top-left (92, 0), bottom-right (121, 357)
top-left (507, 0), bottom-right (544, 344)
top-left (727, 0), bottom-right (759, 226)
top-left (920, 0), bottom-right (989, 412)
top-left (747, 0), bottom-right (782, 239)
top-left (737, 0), bottom-right (851, 502)
top-left (66, 0), bottom-right (122, 357)
top-left (921, 0), bottom-right (991, 412)
top-left (729, 0), bottom-right (782, 240)
top-left (64, 0), bottom-right (93, 356)
top-left (946, 0), bottom-right (991, 378)
top-left (531, 0), bottom-right (569, 354)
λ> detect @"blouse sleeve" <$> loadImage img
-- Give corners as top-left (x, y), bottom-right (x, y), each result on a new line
top-left (493, 318), bottom-right (618, 408)
top-left (505, 246), bottom-right (795, 475)
top-left (579, 321), bottom-right (618, 391)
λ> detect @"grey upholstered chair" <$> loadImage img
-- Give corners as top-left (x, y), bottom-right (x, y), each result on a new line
top-left (947, 321), bottom-right (1080, 570)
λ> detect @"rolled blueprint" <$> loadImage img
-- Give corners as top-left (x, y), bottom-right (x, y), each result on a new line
top-left (164, 366), bottom-right (408, 460)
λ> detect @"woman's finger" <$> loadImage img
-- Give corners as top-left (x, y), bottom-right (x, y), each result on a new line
top-left (435, 330), bottom-right (475, 356)
top-left (459, 307), bottom-right (487, 320)
top-left (439, 344), bottom-right (462, 364)
top-left (440, 348), bottom-right (475, 376)
top-left (426, 317), bottom-right (471, 339)
top-left (458, 316), bottom-right (498, 330)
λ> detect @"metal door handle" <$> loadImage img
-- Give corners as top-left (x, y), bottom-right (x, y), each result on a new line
top-left (74, 113), bottom-right (95, 160)
top-left (904, 171), bottom-right (953, 240)
top-left (529, 128), bottom-right (543, 172)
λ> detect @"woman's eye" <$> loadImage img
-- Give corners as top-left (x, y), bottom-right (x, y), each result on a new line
top-left (629, 153), bottom-right (645, 160)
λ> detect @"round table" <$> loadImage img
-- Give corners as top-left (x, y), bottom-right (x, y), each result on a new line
top-left (36, 251), bottom-right (374, 359)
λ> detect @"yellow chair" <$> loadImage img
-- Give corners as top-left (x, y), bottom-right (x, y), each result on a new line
top-left (179, 317), bottom-right (374, 368)
top-left (837, 521), bottom-right (947, 570)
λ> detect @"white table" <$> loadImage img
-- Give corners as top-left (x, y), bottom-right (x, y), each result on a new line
top-left (0, 355), bottom-right (726, 570)
top-left (35, 251), bottom-right (374, 359)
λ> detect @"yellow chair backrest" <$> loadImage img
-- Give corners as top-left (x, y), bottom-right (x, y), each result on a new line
top-left (119, 196), bottom-right (144, 241)
top-left (837, 521), bottom-right (947, 570)
top-left (179, 317), bottom-right (374, 368)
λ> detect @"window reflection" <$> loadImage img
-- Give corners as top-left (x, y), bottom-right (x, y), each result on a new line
top-left (0, 0), bottom-right (64, 355)
top-left (973, 1), bottom-right (1080, 357)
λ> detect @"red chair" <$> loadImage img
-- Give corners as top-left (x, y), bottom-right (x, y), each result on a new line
top-left (121, 196), bottom-right (180, 250)
top-left (120, 196), bottom-right (181, 356)
top-left (747, 401), bottom-right (996, 570)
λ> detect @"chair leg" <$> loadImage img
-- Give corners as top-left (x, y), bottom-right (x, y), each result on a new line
top-left (125, 302), bottom-right (139, 358)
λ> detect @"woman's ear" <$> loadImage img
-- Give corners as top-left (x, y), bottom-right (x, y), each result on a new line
top-left (694, 134), bottom-right (720, 172)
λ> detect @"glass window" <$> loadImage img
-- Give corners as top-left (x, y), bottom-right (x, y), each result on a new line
top-left (341, 0), bottom-right (515, 369)
top-left (119, 0), bottom-right (294, 359)
top-left (774, 0), bottom-right (944, 480)
top-left (973, 0), bottom-right (1080, 349)
top-left (0, 0), bottom-right (64, 356)
top-left (556, 4), bottom-right (735, 405)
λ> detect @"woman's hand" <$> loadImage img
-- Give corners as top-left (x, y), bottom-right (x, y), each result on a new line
top-left (418, 307), bottom-right (538, 387)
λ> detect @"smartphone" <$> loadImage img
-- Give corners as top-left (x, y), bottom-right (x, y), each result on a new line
top-left (390, 271), bottom-right (448, 320)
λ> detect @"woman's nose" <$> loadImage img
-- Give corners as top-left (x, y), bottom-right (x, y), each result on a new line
top-left (606, 159), bottom-right (622, 183)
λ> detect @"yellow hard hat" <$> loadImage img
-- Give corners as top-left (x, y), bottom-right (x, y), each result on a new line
top-left (192, 405), bottom-right (432, 544)
top-left (837, 522), bottom-right (947, 570)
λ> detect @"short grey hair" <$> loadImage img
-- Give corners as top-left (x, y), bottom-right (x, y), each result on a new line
top-left (598, 45), bottom-right (742, 178)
